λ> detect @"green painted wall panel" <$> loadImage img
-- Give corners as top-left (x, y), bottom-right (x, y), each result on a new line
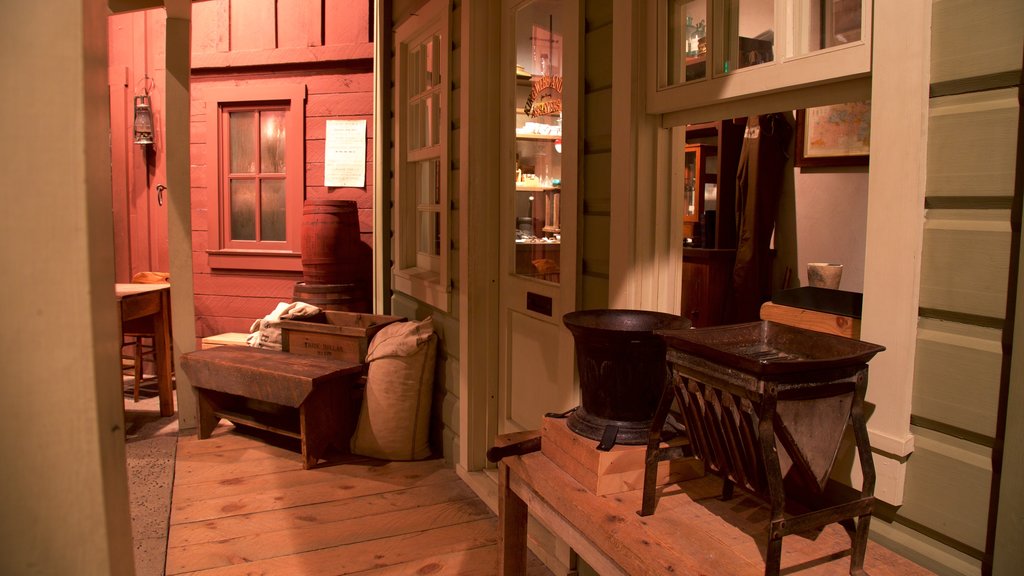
top-left (913, 319), bottom-right (1001, 437)
top-left (581, 0), bottom-right (613, 309)
top-left (927, 90), bottom-right (1019, 198)
top-left (920, 210), bottom-right (1011, 319)
top-left (931, 0), bottom-right (1023, 84)
top-left (900, 427), bottom-right (992, 553)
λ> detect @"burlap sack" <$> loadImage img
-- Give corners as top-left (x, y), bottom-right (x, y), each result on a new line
top-left (350, 317), bottom-right (436, 460)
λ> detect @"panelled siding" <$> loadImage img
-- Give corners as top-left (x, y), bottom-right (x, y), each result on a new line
top-left (890, 2), bottom-right (1022, 574)
top-left (188, 0), bottom-right (376, 344)
top-left (581, 0), bottom-right (613, 309)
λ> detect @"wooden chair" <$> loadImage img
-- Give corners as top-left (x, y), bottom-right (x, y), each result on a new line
top-left (121, 272), bottom-right (170, 401)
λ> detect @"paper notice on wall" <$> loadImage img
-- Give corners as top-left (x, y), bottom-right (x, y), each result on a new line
top-left (324, 119), bottom-right (367, 187)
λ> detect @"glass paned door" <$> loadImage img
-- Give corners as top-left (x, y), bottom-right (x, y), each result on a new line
top-left (499, 0), bottom-right (579, 435)
top-left (513, 0), bottom-right (564, 283)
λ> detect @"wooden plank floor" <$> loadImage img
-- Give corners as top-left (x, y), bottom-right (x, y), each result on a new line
top-left (167, 424), bottom-right (553, 576)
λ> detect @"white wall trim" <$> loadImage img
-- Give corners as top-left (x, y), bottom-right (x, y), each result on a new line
top-left (869, 428), bottom-right (916, 459)
top-left (609, 0), bottom-right (680, 312)
top-left (608, 0), bottom-right (640, 308)
top-left (458, 0), bottom-right (501, 473)
top-left (859, 0), bottom-right (932, 506)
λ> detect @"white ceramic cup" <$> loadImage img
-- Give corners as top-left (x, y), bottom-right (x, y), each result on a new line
top-left (807, 263), bottom-right (843, 289)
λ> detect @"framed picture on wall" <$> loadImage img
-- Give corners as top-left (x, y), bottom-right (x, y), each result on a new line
top-left (795, 101), bottom-right (870, 167)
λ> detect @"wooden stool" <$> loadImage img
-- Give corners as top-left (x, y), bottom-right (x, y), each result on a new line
top-left (121, 330), bottom-right (155, 401)
top-left (180, 346), bottom-right (363, 469)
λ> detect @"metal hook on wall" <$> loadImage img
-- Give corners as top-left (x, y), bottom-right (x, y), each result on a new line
top-left (156, 184), bottom-right (167, 206)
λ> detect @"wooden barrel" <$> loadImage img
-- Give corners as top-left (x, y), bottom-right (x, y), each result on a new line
top-left (293, 282), bottom-right (369, 312)
top-left (301, 199), bottom-right (360, 285)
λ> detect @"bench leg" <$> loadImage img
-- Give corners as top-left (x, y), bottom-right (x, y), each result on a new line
top-left (299, 377), bottom-right (356, 469)
top-left (299, 403), bottom-right (327, 469)
top-left (498, 461), bottom-right (528, 575)
top-left (195, 390), bottom-right (220, 439)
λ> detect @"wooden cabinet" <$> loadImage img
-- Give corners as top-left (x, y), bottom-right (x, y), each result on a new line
top-left (680, 119), bottom-right (745, 327)
top-left (680, 248), bottom-right (735, 328)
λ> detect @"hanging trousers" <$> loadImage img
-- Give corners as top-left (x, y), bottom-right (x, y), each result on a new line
top-left (729, 113), bottom-right (792, 323)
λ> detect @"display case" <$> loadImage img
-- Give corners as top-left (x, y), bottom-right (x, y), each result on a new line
top-left (682, 143), bottom-right (717, 247)
top-left (514, 70), bottom-right (563, 282)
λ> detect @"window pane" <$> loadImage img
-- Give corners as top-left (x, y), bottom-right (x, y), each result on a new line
top-left (229, 111), bottom-right (257, 174)
top-left (260, 111), bottom-right (286, 173)
top-left (667, 0), bottom-right (708, 85)
top-left (409, 45), bottom-right (422, 95)
top-left (513, 0), bottom-right (562, 284)
top-left (427, 35), bottom-right (440, 89)
top-left (230, 179), bottom-right (257, 240)
top-left (406, 32), bottom-right (443, 153)
top-left (792, 0), bottom-right (861, 56)
top-left (433, 212), bottom-right (441, 256)
top-left (428, 94), bottom-right (439, 146)
top-left (261, 179), bottom-right (286, 242)
top-left (409, 99), bottom-right (424, 150)
top-left (723, 0), bottom-right (774, 74)
top-left (418, 210), bottom-right (439, 256)
top-left (415, 159), bottom-right (439, 205)
top-left (420, 96), bottom-right (431, 148)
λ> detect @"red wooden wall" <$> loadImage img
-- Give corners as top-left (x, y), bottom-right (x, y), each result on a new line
top-left (109, 0), bottom-right (375, 345)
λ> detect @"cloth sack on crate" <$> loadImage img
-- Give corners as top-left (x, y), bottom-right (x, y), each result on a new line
top-left (246, 301), bottom-right (321, 350)
top-left (351, 316), bottom-right (437, 460)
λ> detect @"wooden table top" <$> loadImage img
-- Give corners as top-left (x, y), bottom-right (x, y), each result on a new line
top-left (115, 282), bottom-right (170, 299)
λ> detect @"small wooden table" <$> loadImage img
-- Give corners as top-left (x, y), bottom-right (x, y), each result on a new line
top-left (180, 346), bottom-right (364, 469)
top-left (496, 444), bottom-right (934, 576)
top-left (116, 283), bottom-right (173, 416)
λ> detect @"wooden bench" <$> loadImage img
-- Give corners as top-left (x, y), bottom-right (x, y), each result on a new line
top-left (180, 346), bottom-right (363, 469)
top-left (494, 434), bottom-right (936, 576)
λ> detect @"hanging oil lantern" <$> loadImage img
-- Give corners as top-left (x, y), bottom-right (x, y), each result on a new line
top-left (133, 94), bottom-right (154, 145)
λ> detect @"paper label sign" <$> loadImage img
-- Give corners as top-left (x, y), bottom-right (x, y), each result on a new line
top-left (324, 119), bottom-right (367, 187)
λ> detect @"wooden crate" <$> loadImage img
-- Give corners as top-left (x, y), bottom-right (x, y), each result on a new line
top-left (280, 311), bottom-right (405, 363)
top-left (541, 416), bottom-right (702, 496)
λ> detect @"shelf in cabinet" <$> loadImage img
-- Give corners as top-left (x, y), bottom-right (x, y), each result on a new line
top-left (515, 184), bottom-right (560, 192)
top-left (515, 131), bottom-right (561, 141)
top-left (515, 238), bottom-right (561, 246)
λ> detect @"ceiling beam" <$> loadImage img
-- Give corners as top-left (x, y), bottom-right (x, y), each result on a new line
top-left (108, 0), bottom-right (163, 14)
top-left (108, 0), bottom-right (195, 17)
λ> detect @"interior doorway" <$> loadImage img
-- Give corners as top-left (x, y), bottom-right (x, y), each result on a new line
top-left (109, 10), bottom-right (171, 283)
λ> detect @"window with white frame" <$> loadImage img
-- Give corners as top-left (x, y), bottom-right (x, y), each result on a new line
top-left (647, 0), bottom-right (872, 116)
top-left (205, 84), bottom-right (306, 271)
top-left (392, 0), bottom-right (450, 311)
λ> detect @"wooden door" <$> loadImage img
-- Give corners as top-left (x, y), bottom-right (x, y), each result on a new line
top-left (497, 0), bottom-right (580, 434)
top-left (109, 11), bottom-right (170, 283)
